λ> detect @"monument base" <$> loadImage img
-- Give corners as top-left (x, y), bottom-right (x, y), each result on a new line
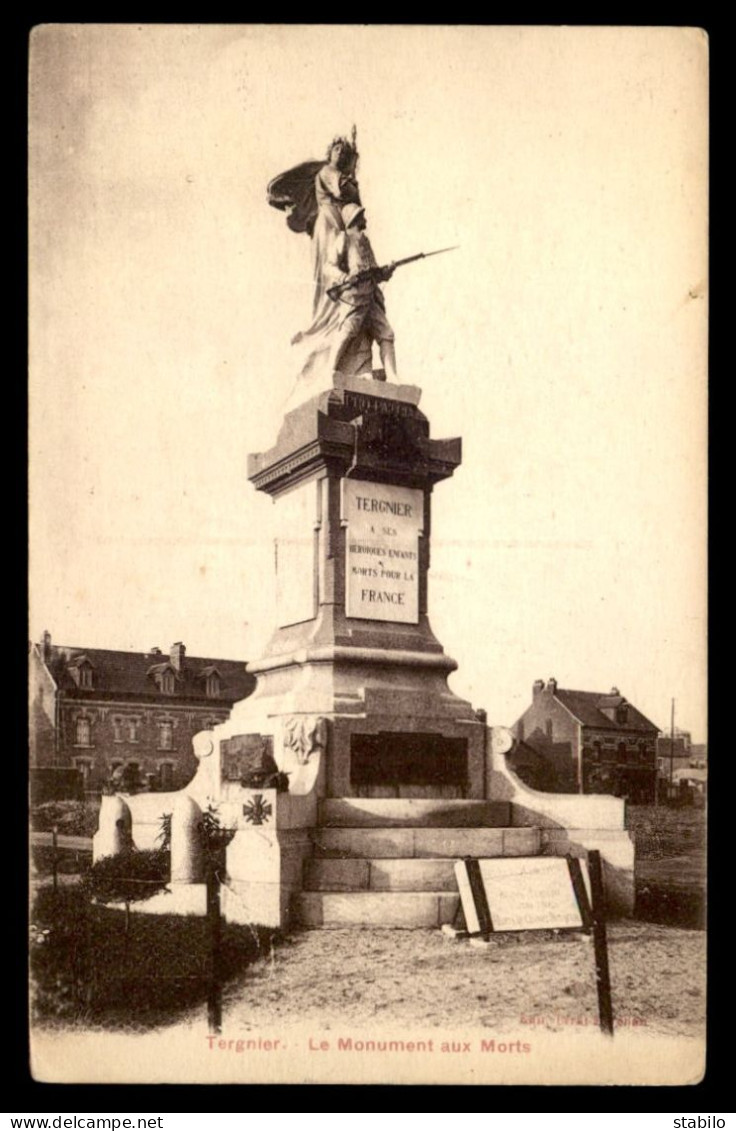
top-left (95, 375), bottom-right (634, 928)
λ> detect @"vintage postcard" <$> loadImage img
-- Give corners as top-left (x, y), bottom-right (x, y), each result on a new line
top-left (28, 25), bottom-right (708, 1086)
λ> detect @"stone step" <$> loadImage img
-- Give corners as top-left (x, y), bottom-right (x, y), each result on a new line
top-left (310, 826), bottom-right (541, 859)
top-left (319, 798), bottom-right (512, 828)
top-left (295, 890), bottom-right (461, 929)
top-left (304, 857), bottom-right (459, 892)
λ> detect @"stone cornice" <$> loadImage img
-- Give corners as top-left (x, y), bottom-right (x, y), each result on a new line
top-left (247, 644), bottom-right (458, 676)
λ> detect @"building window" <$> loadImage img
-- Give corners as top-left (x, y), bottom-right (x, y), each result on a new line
top-left (127, 717), bottom-right (140, 743)
top-left (545, 718), bottom-right (553, 740)
top-left (159, 762), bottom-right (174, 790)
top-left (75, 717), bottom-right (92, 747)
top-left (79, 665), bottom-right (93, 689)
top-left (160, 670), bottom-right (175, 695)
top-left (615, 706), bottom-right (629, 725)
top-left (112, 717), bottom-right (124, 743)
top-left (123, 762), bottom-right (142, 792)
top-left (73, 758), bottom-right (93, 786)
top-left (206, 672), bottom-right (221, 698)
top-left (158, 721), bottom-right (173, 750)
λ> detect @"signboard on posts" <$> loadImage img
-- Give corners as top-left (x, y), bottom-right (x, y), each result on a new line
top-left (454, 857), bottom-right (592, 934)
top-left (451, 851), bottom-right (613, 1036)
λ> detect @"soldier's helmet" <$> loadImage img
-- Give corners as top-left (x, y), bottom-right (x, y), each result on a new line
top-left (342, 202), bottom-right (366, 229)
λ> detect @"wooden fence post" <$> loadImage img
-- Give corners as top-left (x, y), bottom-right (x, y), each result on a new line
top-left (588, 848), bottom-right (614, 1036)
top-left (207, 862), bottom-right (222, 1035)
top-left (51, 825), bottom-right (58, 892)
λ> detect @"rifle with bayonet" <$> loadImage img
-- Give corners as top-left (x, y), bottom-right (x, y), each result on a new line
top-left (327, 245), bottom-right (459, 302)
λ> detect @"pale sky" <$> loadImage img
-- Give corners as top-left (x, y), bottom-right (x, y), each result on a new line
top-left (29, 25), bottom-right (708, 740)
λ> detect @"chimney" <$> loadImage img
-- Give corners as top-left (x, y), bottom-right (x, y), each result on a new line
top-left (41, 630), bottom-right (51, 662)
top-left (170, 641), bottom-right (186, 671)
top-left (150, 647), bottom-right (162, 655)
top-left (610, 686), bottom-right (620, 696)
top-left (533, 679), bottom-right (545, 699)
top-left (546, 677), bottom-right (557, 693)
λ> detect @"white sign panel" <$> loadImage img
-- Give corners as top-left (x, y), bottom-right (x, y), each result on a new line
top-left (274, 482), bottom-right (318, 628)
top-left (455, 857), bottom-right (591, 933)
top-left (342, 479), bottom-right (423, 624)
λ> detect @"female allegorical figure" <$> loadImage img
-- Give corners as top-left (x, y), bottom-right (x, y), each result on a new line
top-left (267, 131), bottom-right (380, 382)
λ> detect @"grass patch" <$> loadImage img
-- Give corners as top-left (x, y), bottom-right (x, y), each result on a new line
top-left (634, 883), bottom-right (704, 930)
top-left (626, 804), bottom-right (705, 859)
top-left (32, 845), bottom-right (92, 875)
top-left (627, 805), bottom-right (706, 929)
top-left (30, 883), bottom-right (279, 1031)
top-left (32, 800), bottom-right (100, 837)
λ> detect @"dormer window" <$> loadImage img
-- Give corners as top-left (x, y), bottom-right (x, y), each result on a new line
top-left (615, 706), bottom-right (629, 725)
top-left (69, 656), bottom-right (95, 689)
top-left (206, 672), bottom-right (221, 698)
top-left (147, 661), bottom-right (177, 695)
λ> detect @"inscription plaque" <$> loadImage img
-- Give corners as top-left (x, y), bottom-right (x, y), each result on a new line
top-left (351, 733), bottom-right (467, 789)
top-left (221, 734), bottom-right (275, 782)
top-left (341, 478), bottom-right (423, 623)
top-left (455, 857), bottom-right (592, 933)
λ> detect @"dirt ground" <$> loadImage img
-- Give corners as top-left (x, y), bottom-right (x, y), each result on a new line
top-left (31, 804), bottom-right (706, 1044)
top-left (217, 921), bottom-right (705, 1039)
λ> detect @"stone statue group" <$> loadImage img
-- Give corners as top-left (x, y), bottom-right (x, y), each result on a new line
top-left (268, 130), bottom-right (398, 385)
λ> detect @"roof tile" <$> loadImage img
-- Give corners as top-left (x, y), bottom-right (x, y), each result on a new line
top-left (44, 644), bottom-right (255, 703)
top-left (554, 688), bottom-right (658, 732)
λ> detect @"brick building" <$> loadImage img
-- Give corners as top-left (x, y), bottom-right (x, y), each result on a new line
top-left (29, 632), bottom-right (255, 795)
top-left (511, 678), bottom-right (659, 802)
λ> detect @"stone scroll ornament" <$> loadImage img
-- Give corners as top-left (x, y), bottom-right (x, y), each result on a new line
top-left (283, 716), bottom-right (329, 765)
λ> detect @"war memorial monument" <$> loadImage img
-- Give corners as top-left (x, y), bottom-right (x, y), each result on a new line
top-left (94, 132), bottom-right (635, 930)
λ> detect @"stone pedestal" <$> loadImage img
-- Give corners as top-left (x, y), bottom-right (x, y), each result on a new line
top-left (115, 373), bottom-right (634, 928)
top-left (219, 373), bottom-right (486, 800)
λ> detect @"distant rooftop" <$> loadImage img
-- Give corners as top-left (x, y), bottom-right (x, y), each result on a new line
top-left (553, 687), bottom-right (659, 732)
top-left (35, 635), bottom-right (255, 703)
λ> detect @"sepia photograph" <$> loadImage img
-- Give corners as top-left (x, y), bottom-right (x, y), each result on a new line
top-left (28, 24), bottom-right (707, 1086)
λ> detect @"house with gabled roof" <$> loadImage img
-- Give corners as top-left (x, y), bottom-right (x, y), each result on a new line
top-left (510, 677), bottom-right (659, 802)
top-left (30, 631), bottom-right (255, 799)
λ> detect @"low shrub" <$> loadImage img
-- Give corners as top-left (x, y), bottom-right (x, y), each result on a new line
top-left (82, 849), bottom-right (170, 906)
top-left (32, 800), bottom-right (100, 837)
top-left (30, 883), bottom-right (277, 1029)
